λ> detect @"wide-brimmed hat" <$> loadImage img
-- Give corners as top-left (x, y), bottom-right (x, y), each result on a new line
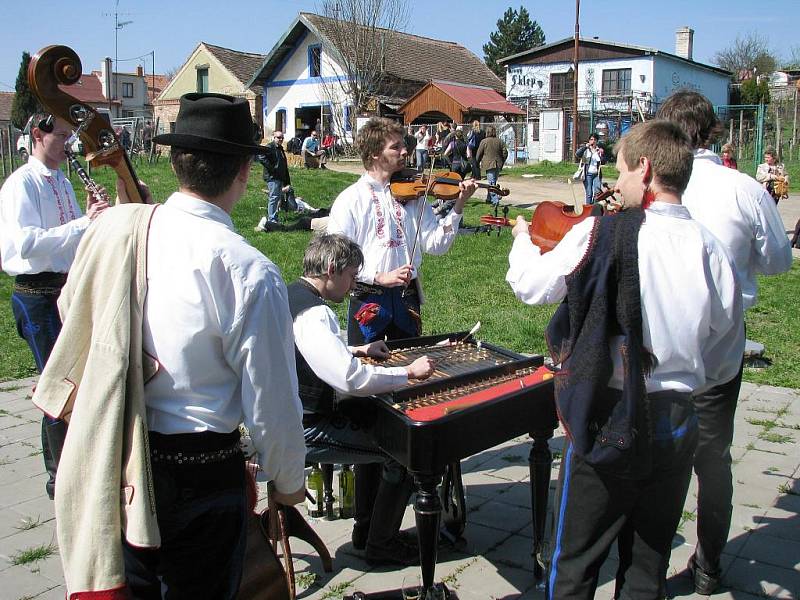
top-left (153, 93), bottom-right (266, 155)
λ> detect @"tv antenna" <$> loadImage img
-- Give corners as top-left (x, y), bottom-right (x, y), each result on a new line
top-left (103, 0), bottom-right (134, 103)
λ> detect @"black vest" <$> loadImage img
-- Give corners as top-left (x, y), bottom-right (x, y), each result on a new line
top-left (546, 209), bottom-right (655, 478)
top-left (287, 279), bottom-right (336, 414)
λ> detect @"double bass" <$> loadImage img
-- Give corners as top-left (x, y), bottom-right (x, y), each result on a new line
top-left (28, 45), bottom-right (146, 204)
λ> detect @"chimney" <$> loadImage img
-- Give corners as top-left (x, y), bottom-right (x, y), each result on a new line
top-left (101, 57), bottom-right (113, 100)
top-left (136, 65), bottom-right (144, 77)
top-left (675, 26), bottom-right (694, 61)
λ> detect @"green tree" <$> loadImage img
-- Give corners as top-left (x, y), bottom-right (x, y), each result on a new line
top-left (11, 51), bottom-right (41, 129)
top-left (740, 77), bottom-right (770, 105)
top-left (483, 6), bottom-right (545, 78)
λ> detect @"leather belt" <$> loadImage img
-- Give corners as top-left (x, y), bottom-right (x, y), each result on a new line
top-left (14, 272), bottom-right (67, 296)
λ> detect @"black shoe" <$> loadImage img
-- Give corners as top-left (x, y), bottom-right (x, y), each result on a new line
top-left (688, 555), bottom-right (721, 595)
top-left (365, 536), bottom-right (419, 567)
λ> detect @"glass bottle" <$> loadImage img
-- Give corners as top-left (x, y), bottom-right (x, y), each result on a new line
top-left (306, 463), bottom-right (324, 518)
top-left (338, 464), bottom-right (355, 519)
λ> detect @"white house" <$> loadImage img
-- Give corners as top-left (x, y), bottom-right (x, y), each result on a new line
top-left (247, 12), bottom-right (505, 142)
top-left (498, 28), bottom-right (731, 161)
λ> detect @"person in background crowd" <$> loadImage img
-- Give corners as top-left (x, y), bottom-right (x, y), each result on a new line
top-left (575, 133), bottom-right (607, 204)
top-left (302, 129), bottom-right (328, 169)
top-left (414, 125), bottom-right (431, 172)
top-left (255, 130), bottom-right (297, 230)
top-left (756, 147), bottom-right (789, 203)
top-left (476, 125), bottom-right (508, 206)
top-left (466, 120), bottom-right (485, 179)
top-left (720, 143), bottom-right (738, 170)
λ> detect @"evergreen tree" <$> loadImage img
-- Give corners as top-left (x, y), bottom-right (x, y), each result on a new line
top-left (11, 51), bottom-right (41, 129)
top-left (483, 6), bottom-right (545, 78)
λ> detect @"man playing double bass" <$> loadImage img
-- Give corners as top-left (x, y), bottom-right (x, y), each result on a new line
top-left (0, 113), bottom-right (109, 500)
top-left (326, 117), bottom-right (476, 564)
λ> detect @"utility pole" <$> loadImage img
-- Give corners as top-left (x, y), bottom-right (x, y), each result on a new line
top-left (572, 0), bottom-right (580, 157)
top-left (104, 0), bottom-right (133, 111)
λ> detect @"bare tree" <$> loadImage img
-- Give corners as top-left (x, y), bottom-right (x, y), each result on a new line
top-left (714, 32), bottom-right (777, 79)
top-left (314, 0), bottom-right (409, 143)
top-left (784, 45), bottom-right (800, 70)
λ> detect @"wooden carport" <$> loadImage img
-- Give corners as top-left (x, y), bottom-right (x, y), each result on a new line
top-left (398, 80), bottom-right (525, 124)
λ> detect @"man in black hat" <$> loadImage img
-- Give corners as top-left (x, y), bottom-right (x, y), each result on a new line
top-left (118, 93), bottom-right (306, 598)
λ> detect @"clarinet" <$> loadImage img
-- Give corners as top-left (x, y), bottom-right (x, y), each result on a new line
top-left (64, 139), bottom-right (110, 204)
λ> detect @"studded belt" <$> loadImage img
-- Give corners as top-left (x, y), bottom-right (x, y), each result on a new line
top-left (150, 445), bottom-right (242, 465)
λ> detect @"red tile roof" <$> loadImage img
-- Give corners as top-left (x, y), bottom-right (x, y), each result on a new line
top-left (57, 73), bottom-right (112, 104)
top-left (432, 81), bottom-right (524, 115)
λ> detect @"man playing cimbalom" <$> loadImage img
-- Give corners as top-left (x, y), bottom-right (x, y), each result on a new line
top-left (0, 112), bottom-right (109, 500)
top-left (288, 233), bottom-right (435, 565)
top-left (657, 90), bottom-right (792, 595)
top-left (255, 129), bottom-right (297, 229)
top-left (33, 93), bottom-right (306, 599)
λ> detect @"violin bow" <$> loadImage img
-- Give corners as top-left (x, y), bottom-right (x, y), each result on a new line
top-left (405, 158), bottom-right (438, 278)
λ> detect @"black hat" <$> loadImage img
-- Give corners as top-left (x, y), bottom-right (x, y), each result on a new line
top-left (153, 93), bottom-right (266, 155)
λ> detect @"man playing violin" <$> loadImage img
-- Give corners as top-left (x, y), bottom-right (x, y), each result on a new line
top-left (326, 117), bottom-right (476, 558)
top-left (0, 113), bottom-right (109, 500)
top-left (506, 120), bottom-right (744, 600)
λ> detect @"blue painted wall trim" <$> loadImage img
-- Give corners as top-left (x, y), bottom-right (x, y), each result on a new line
top-left (267, 76), bottom-right (348, 88)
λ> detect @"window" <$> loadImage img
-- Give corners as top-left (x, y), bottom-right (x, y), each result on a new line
top-left (308, 45), bottom-right (322, 78)
top-left (275, 109), bottom-right (286, 133)
top-left (196, 67), bottom-right (209, 93)
top-left (122, 82), bottom-right (134, 98)
top-left (123, 110), bottom-right (135, 118)
top-left (550, 71), bottom-right (574, 100)
top-left (602, 68), bottom-right (632, 98)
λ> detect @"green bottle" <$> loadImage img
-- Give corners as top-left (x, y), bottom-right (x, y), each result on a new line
top-left (338, 464), bottom-right (355, 519)
top-left (306, 464), bottom-right (324, 518)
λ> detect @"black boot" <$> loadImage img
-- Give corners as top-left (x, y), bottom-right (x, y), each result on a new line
top-left (365, 462), bottom-right (417, 566)
top-left (42, 417), bottom-right (68, 500)
top-left (352, 463), bottom-right (381, 550)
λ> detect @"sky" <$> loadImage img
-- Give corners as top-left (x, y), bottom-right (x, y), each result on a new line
top-left (1, 0), bottom-right (797, 93)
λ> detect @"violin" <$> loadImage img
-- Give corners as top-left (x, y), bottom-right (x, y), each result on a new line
top-left (480, 184), bottom-right (620, 253)
top-left (28, 45), bottom-right (146, 203)
top-left (390, 169), bottom-right (510, 204)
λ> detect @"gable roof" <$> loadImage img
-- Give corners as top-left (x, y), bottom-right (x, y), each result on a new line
top-left (248, 12), bottom-right (504, 93)
top-left (203, 42), bottom-right (267, 93)
top-left (147, 74), bottom-right (171, 102)
top-left (400, 81), bottom-right (524, 116)
top-left (0, 92), bottom-right (14, 122)
top-left (499, 37), bottom-right (731, 77)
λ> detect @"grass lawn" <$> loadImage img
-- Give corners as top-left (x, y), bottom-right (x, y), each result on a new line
top-left (1, 159), bottom-right (797, 388)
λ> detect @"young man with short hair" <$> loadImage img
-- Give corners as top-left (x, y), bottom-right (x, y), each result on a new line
top-left (302, 129), bottom-right (328, 169)
top-left (657, 90), bottom-right (791, 594)
top-left (0, 113), bottom-right (109, 499)
top-left (506, 120), bottom-right (744, 599)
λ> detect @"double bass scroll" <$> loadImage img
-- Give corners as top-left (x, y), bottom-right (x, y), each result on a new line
top-left (28, 45), bottom-right (145, 204)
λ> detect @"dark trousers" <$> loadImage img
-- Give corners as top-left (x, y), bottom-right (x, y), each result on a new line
top-left (123, 434), bottom-right (247, 600)
top-left (11, 290), bottom-right (67, 500)
top-left (548, 392), bottom-right (698, 600)
top-left (691, 362), bottom-right (744, 574)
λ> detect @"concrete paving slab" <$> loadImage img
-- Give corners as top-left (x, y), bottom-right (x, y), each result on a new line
top-left (466, 500), bottom-right (532, 534)
top-left (722, 557), bottom-right (799, 599)
top-left (0, 563), bottom-right (57, 599)
top-left (739, 530), bottom-right (800, 570)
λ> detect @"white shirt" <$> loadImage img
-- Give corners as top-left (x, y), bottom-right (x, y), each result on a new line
top-left (415, 131), bottom-right (431, 151)
top-left (506, 202), bottom-right (744, 395)
top-left (0, 156), bottom-right (89, 275)
top-left (142, 192), bottom-right (305, 494)
top-left (327, 174), bottom-right (463, 287)
top-left (684, 150), bottom-right (791, 310)
top-left (586, 147), bottom-right (602, 175)
top-left (293, 300), bottom-right (408, 397)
